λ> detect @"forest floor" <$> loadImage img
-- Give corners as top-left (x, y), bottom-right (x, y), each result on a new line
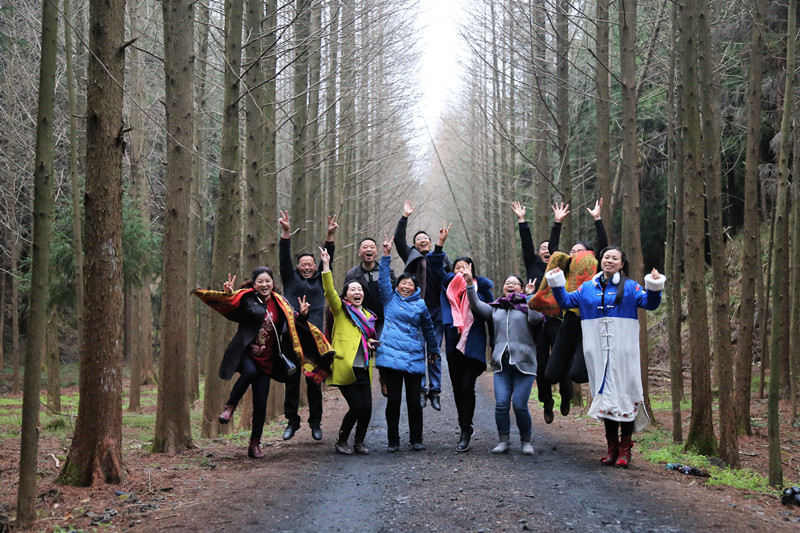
top-left (1, 367), bottom-right (800, 532)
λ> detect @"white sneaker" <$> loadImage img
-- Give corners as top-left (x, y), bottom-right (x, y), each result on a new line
top-left (491, 441), bottom-right (510, 454)
top-left (521, 441), bottom-right (535, 455)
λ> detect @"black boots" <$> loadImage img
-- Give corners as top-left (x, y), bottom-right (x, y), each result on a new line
top-left (456, 427), bottom-right (473, 452)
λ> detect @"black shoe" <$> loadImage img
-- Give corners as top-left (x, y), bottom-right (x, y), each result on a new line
top-left (560, 398), bottom-right (571, 416)
top-left (544, 400), bottom-right (554, 424)
top-left (387, 443), bottom-right (400, 453)
top-left (411, 442), bottom-right (425, 451)
top-left (283, 424), bottom-right (299, 440)
top-left (420, 391), bottom-right (427, 408)
top-left (429, 392), bottom-right (441, 411)
top-left (311, 426), bottom-right (323, 441)
top-left (456, 429), bottom-right (472, 452)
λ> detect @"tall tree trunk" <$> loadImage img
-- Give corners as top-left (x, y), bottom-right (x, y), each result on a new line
top-left (291, 0), bottom-right (311, 250)
top-left (202, 0), bottom-right (244, 438)
top-left (57, 0), bottom-right (126, 488)
top-left (0, 272), bottom-right (5, 369)
top-left (680, 0), bottom-right (716, 455)
top-left (666, 0), bottom-right (684, 443)
top-left (46, 308), bottom-right (61, 412)
top-left (153, 0), bottom-right (195, 454)
top-left (697, 0), bottom-right (737, 467)
top-left (595, 0), bottom-right (611, 238)
top-left (64, 0), bottom-right (85, 353)
top-left (10, 198), bottom-right (20, 395)
top-left (17, 0), bottom-right (58, 523)
top-left (533, 0), bottom-right (549, 238)
top-left (767, 0), bottom-right (794, 487)
top-left (306, 0), bottom-right (322, 239)
top-left (618, 0), bottom-right (651, 419)
top-left (556, 0), bottom-right (572, 242)
top-left (737, 0), bottom-right (766, 437)
top-left (790, 101), bottom-right (800, 422)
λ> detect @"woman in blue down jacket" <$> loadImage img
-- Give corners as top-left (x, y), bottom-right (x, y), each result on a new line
top-left (377, 237), bottom-right (440, 452)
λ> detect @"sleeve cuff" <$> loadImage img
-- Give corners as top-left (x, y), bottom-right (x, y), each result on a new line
top-left (545, 269), bottom-right (566, 288)
top-left (644, 273), bottom-right (666, 291)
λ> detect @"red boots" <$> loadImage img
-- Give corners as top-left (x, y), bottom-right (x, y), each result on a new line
top-left (248, 438), bottom-right (264, 459)
top-left (615, 436), bottom-right (633, 467)
top-left (601, 434), bottom-right (619, 465)
top-left (218, 403), bottom-right (235, 424)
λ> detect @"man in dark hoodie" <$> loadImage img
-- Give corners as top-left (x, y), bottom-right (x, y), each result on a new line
top-left (393, 201), bottom-right (450, 411)
top-left (278, 210), bottom-right (338, 441)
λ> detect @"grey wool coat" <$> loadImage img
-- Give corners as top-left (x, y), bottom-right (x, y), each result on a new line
top-left (466, 286), bottom-right (543, 375)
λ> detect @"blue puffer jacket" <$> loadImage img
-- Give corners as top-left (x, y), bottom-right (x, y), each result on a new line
top-left (375, 255), bottom-right (439, 374)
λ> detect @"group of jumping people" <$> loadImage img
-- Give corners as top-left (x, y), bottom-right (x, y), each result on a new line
top-left (193, 199), bottom-right (665, 467)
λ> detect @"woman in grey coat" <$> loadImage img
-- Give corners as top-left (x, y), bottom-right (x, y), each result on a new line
top-left (465, 272), bottom-right (543, 455)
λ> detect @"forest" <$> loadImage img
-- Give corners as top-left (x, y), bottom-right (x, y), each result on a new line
top-left (1, 0), bottom-right (799, 527)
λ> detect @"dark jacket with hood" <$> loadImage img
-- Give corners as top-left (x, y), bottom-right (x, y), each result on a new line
top-left (393, 215), bottom-right (451, 311)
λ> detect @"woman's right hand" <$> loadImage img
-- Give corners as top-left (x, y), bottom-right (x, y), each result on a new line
top-left (551, 202), bottom-right (570, 223)
top-left (382, 235), bottom-right (394, 255)
top-left (223, 273), bottom-right (236, 294)
top-left (525, 279), bottom-right (537, 295)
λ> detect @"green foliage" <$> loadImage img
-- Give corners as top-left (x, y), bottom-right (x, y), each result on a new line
top-left (122, 193), bottom-right (162, 287)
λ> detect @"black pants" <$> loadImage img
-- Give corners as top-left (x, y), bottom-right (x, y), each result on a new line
top-left (382, 368), bottom-right (423, 446)
top-left (227, 354), bottom-right (271, 440)
top-left (284, 370), bottom-right (323, 428)
top-left (535, 316), bottom-right (572, 405)
top-left (337, 368), bottom-right (372, 443)
top-left (447, 350), bottom-right (486, 432)
top-left (544, 312), bottom-right (589, 396)
top-left (604, 418), bottom-right (634, 437)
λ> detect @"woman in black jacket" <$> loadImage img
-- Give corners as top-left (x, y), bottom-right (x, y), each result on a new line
top-left (195, 267), bottom-right (318, 459)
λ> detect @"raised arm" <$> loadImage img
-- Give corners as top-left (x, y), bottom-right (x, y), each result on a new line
top-left (588, 199), bottom-right (608, 250)
top-left (320, 248), bottom-right (342, 314)
top-left (278, 211), bottom-right (294, 284)
top-left (513, 202), bottom-right (538, 279)
top-left (464, 271), bottom-right (493, 321)
top-left (393, 201), bottom-right (414, 263)
top-left (378, 239), bottom-right (395, 305)
top-left (548, 202), bottom-right (569, 253)
top-left (637, 269), bottom-right (666, 311)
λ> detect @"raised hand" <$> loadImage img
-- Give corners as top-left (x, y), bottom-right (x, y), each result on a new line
top-left (551, 202), bottom-right (570, 223)
top-left (525, 278), bottom-right (537, 295)
top-left (298, 295), bottom-right (310, 316)
top-left (382, 235), bottom-right (394, 255)
top-left (510, 201), bottom-right (526, 222)
top-left (462, 270), bottom-right (474, 286)
top-left (278, 210), bottom-right (291, 237)
top-left (319, 246), bottom-right (331, 271)
top-left (587, 198), bottom-right (603, 220)
top-left (223, 273), bottom-right (237, 294)
top-left (326, 214), bottom-right (339, 238)
top-left (650, 268), bottom-right (661, 280)
top-left (403, 200), bottom-right (415, 218)
top-left (438, 222), bottom-right (452, 246)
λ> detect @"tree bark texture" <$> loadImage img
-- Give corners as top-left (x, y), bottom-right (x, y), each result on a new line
top-left (17, 0), bottom-right (58, 524)
top-left (57, 0), bottom-right (126, 487)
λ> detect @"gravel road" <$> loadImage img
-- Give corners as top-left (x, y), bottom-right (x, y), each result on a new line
top-left (217, 362), bottom-right (731, 533)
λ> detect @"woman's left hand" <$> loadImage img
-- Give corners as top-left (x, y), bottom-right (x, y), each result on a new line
top-left (650, 268), bottom-right (661, 280)
top-left (298, 295), bottom-right (310, 316)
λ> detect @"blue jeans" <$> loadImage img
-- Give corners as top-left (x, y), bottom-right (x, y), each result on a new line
top-left (422, 306), bottom-right (444, 393)
top-left (493, 366), bottom-right (535, 438)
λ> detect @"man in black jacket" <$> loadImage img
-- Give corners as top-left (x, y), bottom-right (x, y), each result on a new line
top-left (278, 210), bottom-right (338, 441)
top-left (343, 237), bottom-right (396, 333)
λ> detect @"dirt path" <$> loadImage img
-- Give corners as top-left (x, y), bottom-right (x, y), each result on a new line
top-left (149, 363), bottom-right (800, 533)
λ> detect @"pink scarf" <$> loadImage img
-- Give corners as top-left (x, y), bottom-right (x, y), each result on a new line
top-left (446, 273), bottom-right (474, 353)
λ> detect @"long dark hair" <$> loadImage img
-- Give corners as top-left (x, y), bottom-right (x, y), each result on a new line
top-left (340, 279), bottom-right (367, 301)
